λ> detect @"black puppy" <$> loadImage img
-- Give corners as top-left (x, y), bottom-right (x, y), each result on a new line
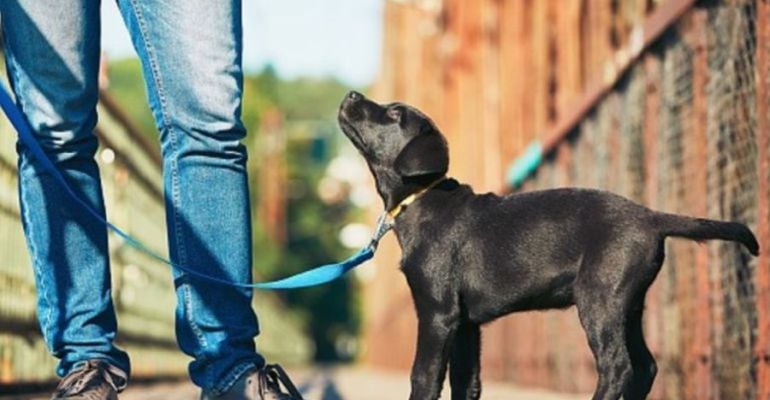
top-left (337, 91), bottom-right (759, 400)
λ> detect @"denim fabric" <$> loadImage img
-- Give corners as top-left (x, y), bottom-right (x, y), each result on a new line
top-left (1, 0), bottom-right (263, 393)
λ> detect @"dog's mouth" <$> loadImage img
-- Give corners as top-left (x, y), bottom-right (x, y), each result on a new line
top-left (338, 113), bottom-right (369, 153)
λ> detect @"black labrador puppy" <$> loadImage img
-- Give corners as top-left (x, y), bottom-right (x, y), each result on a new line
top-left (337, 91), bottom-right (759, 400)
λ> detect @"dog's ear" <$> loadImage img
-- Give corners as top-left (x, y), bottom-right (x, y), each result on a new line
top-left (394, 134), bottom-right (449, 178)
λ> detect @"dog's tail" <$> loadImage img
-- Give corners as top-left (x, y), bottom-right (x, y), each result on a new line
top-left (652, 212), bottom-right (759, 256)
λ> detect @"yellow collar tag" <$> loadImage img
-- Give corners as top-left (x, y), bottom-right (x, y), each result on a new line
top-left (388, 178), bottom-right (446, 219)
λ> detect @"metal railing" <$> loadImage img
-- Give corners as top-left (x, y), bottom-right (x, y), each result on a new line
top-left (506, 1), bottom-right (769, 398)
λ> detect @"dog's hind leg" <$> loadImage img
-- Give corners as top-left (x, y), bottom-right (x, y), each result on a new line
top-left (623, 297), bottom-right (657, 399)
top-left (576, 291), bottom-right (634, 400)
top-left (449, 322), bottom-right (481, 400)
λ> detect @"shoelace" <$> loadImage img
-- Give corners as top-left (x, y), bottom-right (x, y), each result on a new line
top-left (54, 360), bottom-right (127, 396)
top-left (259, 364), bottom-right (304, 399)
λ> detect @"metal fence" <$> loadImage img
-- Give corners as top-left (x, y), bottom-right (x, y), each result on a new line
top-left (0, 86), bottom-right (311, 386)
top-left (512, 2), bottom-right (767, 398)
top-left (364, 0), bottom-right (769, 398)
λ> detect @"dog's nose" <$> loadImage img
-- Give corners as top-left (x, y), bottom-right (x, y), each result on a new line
top-left (347, 91), bottom-right (362, 102)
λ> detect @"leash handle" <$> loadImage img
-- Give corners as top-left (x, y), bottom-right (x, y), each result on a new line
top-left (0, 82), bottom-right (381, 290)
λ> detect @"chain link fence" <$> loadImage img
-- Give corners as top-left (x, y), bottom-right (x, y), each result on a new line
top-left (364, 0), bottom-right (770, 398)
top-left (509, 1), bottom-right (768, 397)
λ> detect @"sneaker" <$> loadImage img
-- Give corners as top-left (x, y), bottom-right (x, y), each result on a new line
top-left (201, 364), bottom-right (303, 400)
top-left (51, 359), bottom-right (127, 400)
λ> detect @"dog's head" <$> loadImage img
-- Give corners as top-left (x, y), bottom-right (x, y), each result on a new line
top-left (338, 91), bottom-right (449, 210)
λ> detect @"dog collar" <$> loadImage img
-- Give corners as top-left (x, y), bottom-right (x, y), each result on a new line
top-left (366, 177), bottom-right (447, 251)
top-left (388, 177), bottom-right (446, 219)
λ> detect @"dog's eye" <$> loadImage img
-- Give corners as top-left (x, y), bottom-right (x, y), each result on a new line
top-left (386, 106), bottom-right (402, 122)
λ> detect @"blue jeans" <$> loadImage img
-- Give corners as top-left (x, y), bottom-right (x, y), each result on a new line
top-left (1, 0), bottom-right (263, 393)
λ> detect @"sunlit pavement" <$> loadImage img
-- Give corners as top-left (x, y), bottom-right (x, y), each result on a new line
top-left (5, 367), bottom-right (589, 400)
top-left (121, 366), bottom-right (589, 400)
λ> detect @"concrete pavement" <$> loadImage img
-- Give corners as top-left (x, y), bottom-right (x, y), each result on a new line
top-left (3, 367), bottom-right (590, 400)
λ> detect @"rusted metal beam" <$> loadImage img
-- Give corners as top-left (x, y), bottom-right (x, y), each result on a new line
top-left (642, 52), bottom-right (665, 399)
top-left (539, 0), bottom-right (696, 156)
top-left (506, 0), bottom-right (697, 189)
top-left (686, 7), bottom-right (713, 398)
top-left (755, 0), bottom-right (770, 397)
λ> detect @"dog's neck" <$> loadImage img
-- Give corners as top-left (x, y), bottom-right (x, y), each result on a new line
top-left (385, 178), bottom-right (471, 253)
top-left (370, 166), bottom-right (443, 211)
top-left (381, 177), bottom-right (467, 221)
top-left (388, 177), bottom-right (447, 218)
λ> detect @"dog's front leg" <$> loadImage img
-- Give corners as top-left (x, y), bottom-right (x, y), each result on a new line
top-left (409, 314), bottom-right (458, 400)
top-left (449, 323), bottom-right (481, 400)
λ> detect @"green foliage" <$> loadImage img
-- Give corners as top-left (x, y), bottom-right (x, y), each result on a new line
top-left (274, 77), bottom-right (350, 121)
top-left (247, 66), bottom-right (364, 362)
top-left (106, 59), bottom-right (157, 141)
top-left (106, 60), bottom-right (365, 362)
top-left (279, 137), bottom-right (362, 361)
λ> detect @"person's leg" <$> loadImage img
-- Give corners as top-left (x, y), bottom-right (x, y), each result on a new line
top-left (115, 0), bottom-right (263, 394)
top-left (0, 0), bottom-right (130, 379)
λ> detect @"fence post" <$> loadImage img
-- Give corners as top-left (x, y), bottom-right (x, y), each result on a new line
top-left (643, 52), bottom-right (666, 398)
top-left (755, 0), bottom-right (770, 397)
top-left (685, 7), bottom-right (713, 397)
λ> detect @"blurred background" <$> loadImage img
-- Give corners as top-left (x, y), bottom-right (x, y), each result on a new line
top-left (1, 0), bottom-right (769, 399)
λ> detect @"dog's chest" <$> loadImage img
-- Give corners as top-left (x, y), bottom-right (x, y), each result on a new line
top-left (398, 245), bottom-right (460, 303)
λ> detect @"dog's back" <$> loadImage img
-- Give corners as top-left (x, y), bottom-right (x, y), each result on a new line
top-left (408, 186), bottom-right (758, 324)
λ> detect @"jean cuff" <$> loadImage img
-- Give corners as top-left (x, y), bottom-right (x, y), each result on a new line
top-left (211, 361), bottom-right (263, 396)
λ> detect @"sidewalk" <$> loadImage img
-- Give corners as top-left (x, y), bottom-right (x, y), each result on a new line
top-left (287, 367), bottom-right (589, 400)
top-left (3, 367), bottom-right (590, 400)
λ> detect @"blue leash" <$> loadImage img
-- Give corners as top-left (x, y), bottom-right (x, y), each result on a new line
top-left (0, 82), bottom-right (391, 289)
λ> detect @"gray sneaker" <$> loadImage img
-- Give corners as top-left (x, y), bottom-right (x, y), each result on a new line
top-left (51, 360), bottom-right (127, 400)
top-left (201, 364), bottom-right (303, 400)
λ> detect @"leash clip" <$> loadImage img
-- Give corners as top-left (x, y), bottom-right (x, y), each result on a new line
top-left (367, 211), bottom-right (394, 251)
